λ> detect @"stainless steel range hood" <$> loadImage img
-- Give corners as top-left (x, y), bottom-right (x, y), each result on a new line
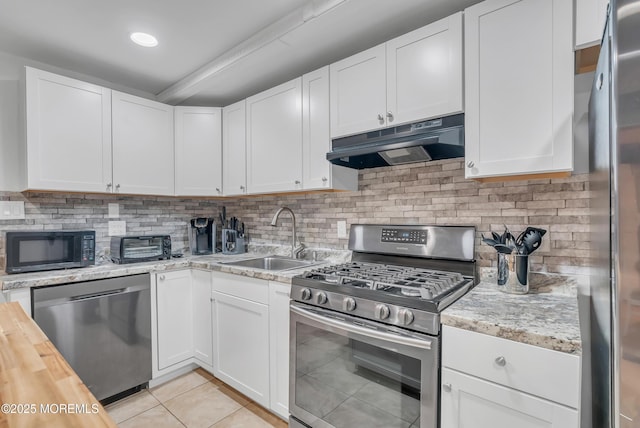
top-left (327, 114), bottom-right (464, 169)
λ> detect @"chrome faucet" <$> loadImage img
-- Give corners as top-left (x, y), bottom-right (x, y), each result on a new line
top-left (270, 207), bottom-right (305, 259)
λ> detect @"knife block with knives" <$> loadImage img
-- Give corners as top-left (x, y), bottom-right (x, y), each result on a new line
top-left (222, 229), bottom-right (245, 255)
top-left (219, 207), bottom-right (246, 255)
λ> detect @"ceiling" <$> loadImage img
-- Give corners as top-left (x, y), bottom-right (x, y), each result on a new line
top-left (0, 0), bottom-right (479, 106)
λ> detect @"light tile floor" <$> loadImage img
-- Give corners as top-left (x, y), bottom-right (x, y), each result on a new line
top-left (105, 369), bottom-right (288, 428)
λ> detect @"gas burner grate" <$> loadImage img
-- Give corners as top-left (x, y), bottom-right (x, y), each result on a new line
top-left (302, 262), bottom-right (467, 301)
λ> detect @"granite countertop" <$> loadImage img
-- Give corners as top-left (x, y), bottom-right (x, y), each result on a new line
top-left (0, 250), bottom-right (582, 356)
top-left (0, 246), bottom-right (349, 291)
top-left (443, 281), bottom-right (582, 355)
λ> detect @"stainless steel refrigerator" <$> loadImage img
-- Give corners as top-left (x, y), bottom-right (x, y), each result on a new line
top-left (588, 0), bottom-right (640, 426)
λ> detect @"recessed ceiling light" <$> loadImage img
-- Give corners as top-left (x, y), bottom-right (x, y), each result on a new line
top-left (130, 32), bottom-right (158, 47)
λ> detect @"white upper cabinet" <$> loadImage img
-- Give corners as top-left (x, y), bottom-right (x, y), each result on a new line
top-left (302, 67), bottom-right (358, 191)
top-left (24, 67), bottom-right (112, 193)
top-left (330, 13), bottom-right (463, 138)
top-left (464, 0), bottom-right (574, 179)
top-left (175, 107), bottom-right (222, 197)
top-left (246, 77), bottom-right (303, 194)
top-left (330, 44), bottom-right (387, 138)
top-left (222, 100), bottom-right (247, 196)
top-left (575, 0), bottom-right (608, 49)
top-left (112, 91), bottom-right (175, 195)
top-left (386, 12), bottom-right (463, 127)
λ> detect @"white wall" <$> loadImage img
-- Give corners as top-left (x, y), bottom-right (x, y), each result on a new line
top-left (0, 80), bottom-right (22, 191)
top-left (0, 51), bottom-right (156, 98)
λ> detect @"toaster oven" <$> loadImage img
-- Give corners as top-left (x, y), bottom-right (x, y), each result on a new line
top-left (110, 235), bottom-right (171, 264)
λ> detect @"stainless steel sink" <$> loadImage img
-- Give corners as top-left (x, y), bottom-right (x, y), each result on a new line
top-left (221, 255), bottom-right (316, 271)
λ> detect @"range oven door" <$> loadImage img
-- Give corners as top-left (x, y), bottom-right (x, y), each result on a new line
top-left (290, 302), bottom-right (439, 428)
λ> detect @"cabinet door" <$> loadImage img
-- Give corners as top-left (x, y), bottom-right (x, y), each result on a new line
top-left (441, 368), bottom-right (579, 428)
top-left (212, 291), bottom-right (270, 408)
top-left (302, 67), bottom-right (331, 190)
top-left (575, 0), bottom-right (608, 49)
top-left (156, 270), bottom-right (193, 371)
top-left (192, 270), bottom-right (213, 368)
top-left (175, 107), bottom-right (222, 196)
top-left (464, 0), bottom-right (573, 179)
top-left (330, 44), bottom-right (386, 138)
top-left (25, 67), bottom-right (112, 193)
top-left (112, 91), bottom-right (175, 195)
top-left (246, 78), bottom-right (302, 194)
top-left (302, 67), bottom-right (358, 192)
top-left (268, 282), bottom-right (290, 419)
top-left (386, 12), bottom-right (463, 126)
top-left (222, 100), bottom-right (247, 196)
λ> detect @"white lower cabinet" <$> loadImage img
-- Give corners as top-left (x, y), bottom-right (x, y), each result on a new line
top-left (153, 270), bottom-right (290, 419)
top-left (211, 273), bottom-right (270, 408)
top-left (192, 270), bottom-right (213, 369)
top-left (441, 368), bottom-right (579, 428)
top-left (268, 281), bottom-right (291, 419)
top-left (155, 270), bottom-right (193, 371)
top-left (441, 326), bottom-right (580, 428)
top-left (0, 289), bottom-right (32, 317)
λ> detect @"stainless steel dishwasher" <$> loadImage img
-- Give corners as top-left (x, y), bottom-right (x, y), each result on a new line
top-left (32, 274), bottom-right (152, 402)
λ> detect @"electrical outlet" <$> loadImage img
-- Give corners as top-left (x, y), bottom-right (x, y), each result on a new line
top-left (108, 221), bottom-right (126, 236)
top-left (108, 203), bottom-right (119, 218)
top-left (337, 220), bottom-right (347, 238)
top-left (0, 201), bottom-right (25, 220)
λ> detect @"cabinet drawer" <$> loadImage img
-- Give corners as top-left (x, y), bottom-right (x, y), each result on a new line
top-left (442, 326), bottom-right (580, 408)
top-left (211, 271), bottom-right (268, 304)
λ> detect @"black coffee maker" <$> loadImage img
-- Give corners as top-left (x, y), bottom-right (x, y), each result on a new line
top-left (189, 218), bottom-right (216, 255)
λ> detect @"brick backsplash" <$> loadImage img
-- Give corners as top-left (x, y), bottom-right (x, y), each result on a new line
top-left (222, 159), bottom-right (590, 276)
top-left (0, 158), bottom-right (590, 275)
top-left (0, 193), bottom-right (220, 269)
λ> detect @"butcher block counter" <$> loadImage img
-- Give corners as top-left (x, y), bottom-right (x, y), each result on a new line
top-left (0, 302), bottom-right (117, 428)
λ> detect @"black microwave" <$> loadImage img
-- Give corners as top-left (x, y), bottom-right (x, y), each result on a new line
top-left (5, 230), bottom-right (95, 274)
top-left (110, 235), bottom-right (171, 264)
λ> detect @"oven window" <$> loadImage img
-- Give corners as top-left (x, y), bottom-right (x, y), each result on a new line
top-left (295, 322), bottom-right (421, 428)
top-left (123, 237), bottom-right (163, 259)
top-left (18, 238), bottom-right (72, 265)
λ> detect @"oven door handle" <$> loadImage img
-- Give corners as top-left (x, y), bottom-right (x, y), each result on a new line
top-left (290, 304), bottom-right (433, 350)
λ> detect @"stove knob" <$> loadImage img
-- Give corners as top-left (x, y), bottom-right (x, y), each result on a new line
top-left (398, 309), bottom-right (413, 325)
top-left (316, 292), bottom-right (328, 305)
top-left (343, 297), bottom-right (356, 312)
top-left (300, 288), bottom-right (312, 301)
top-left (375, 304), bottom-right (390, 320)
top-left (398, 308), bottom-right (415, 326)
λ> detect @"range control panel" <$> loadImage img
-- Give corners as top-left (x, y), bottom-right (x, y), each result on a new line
top-left (381, 228), bottom-right (427, 244)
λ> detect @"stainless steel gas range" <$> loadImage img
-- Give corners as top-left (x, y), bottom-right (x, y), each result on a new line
top-left (289, 224), bottom-right (476, 428)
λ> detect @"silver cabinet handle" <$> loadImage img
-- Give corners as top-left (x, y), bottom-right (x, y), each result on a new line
top-left (322, 177), bottom-right (328, 182)
top-left (442, 383), bottom-right (452, 392)
top-left (295, 180), bottom-right (301, 185)
top-left (240, 185), bottom-right (245, 193)
top-left (215, 187), bottom-right (221, 193)
top-left (106, 183), bottom-right (112, 191)
top-left (386, 111), bottom-right (394, 122)
top-left (495, 356), bottom-right (506, 366)
top-left (115, 184), bottom-right (121, 192)
top-left (467, 161), bottom-right (475, 168)
top-left (210, 297), bottom-right (214, 302)
top-left (377, 114), bottom-right (384, 124)
top-left (159, 275), bottom-right (166, 281)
